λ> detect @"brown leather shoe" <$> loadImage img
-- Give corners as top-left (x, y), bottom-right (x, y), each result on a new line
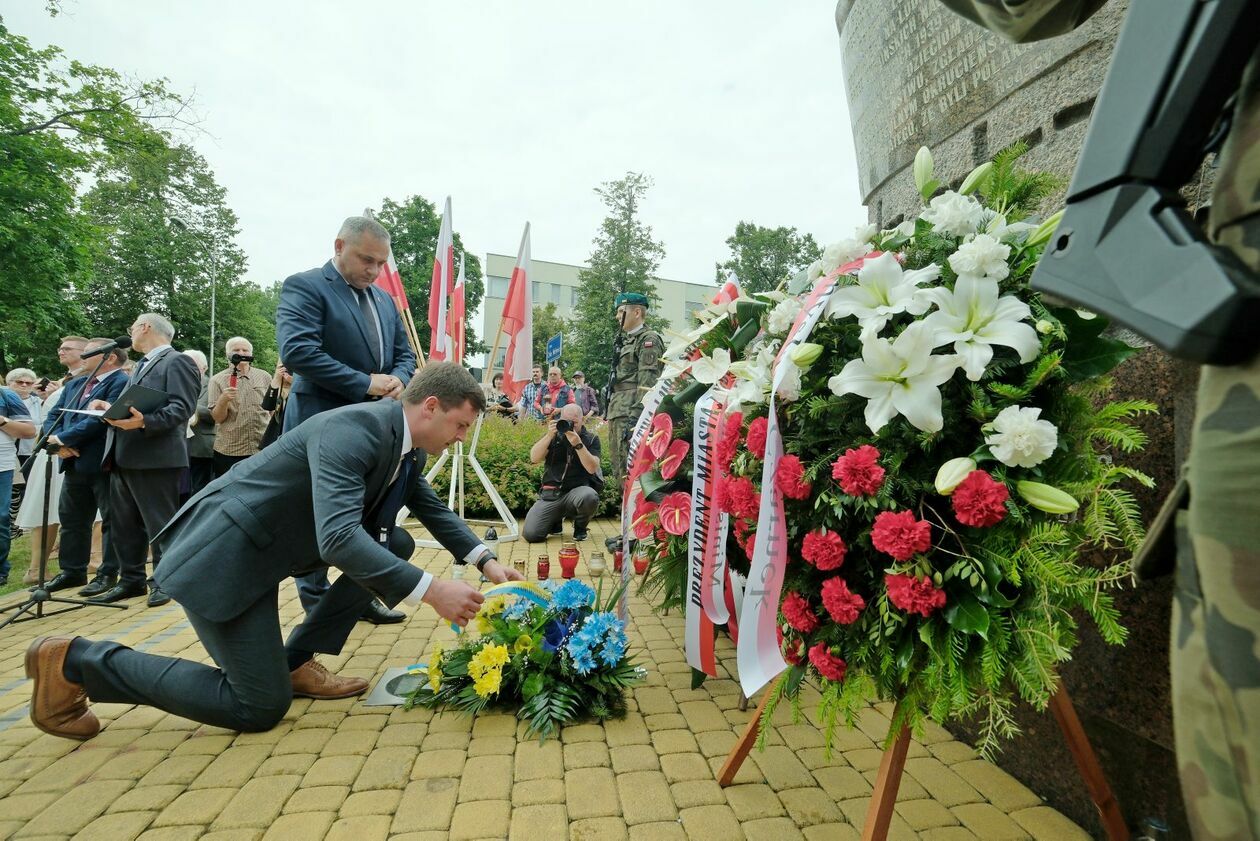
top-left (290, 659), bottom-right (368, 700)
top-left (25, 637), bottom-right (100, 740)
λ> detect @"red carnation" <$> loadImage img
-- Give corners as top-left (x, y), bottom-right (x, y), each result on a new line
top-left (659, 439), bottom-right (691, 480)
top-left (801, 529), bottom-right (847, 571)
top-left (746, 416), bottom-right (769, 460)
top-left (631, 501), bottom-right (658, 540)
top-left (821, 577), bottom-right (866, 625)
top-left (741, 529), bottom-right (757, 560)
top-left (716, 411), bottom-right (743, 469)
top-left (831, 444), bottom-right (886, 497)
top-left (775, 454), bottom-right (812, 501)
top-left (782, 591), bottom-right (819, 633)
top-left (722, 476), bottom-right (760, 520)
top-left (885, 573), bottom-right (947, 617)
top-left (951, 470), bottom-right (1009, 527)
top-left (870, 510), bottom-right (932, 561)
top-left (778, 626), bottom-right (806, 666)
top-left (658, 491), bottom-right (693, 536)
top-left (808, 643), bottom-right (847, 682)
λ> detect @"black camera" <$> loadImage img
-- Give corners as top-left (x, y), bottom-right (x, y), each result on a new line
top-left (36, 377), bottom-right (50, 390)
top-left (229, 353), bottom-right (254, 365)
top-left (556, 419), bottom-right (573, 434)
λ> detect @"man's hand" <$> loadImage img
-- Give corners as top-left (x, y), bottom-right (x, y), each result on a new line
top-left (421, 578), bottom-right (485, 627)
top-left (105, 407), bottom-right (145, 430)
top-left (546, 420), bottom-right (558, 439)
top-left (47, 434), bottom-right (63, 447)
top-left (56, 446), bottom-right (80, 459)
top-left (220, 386), bottom-right (238, 404)
top-left (564, 430), bottom-right (582, 447)
top-left (481, 559), bottom-right (525, 585)
top-left (367, 373), bottom-right (402, 397)
top-left (87, 399), bottom-right (111, 412)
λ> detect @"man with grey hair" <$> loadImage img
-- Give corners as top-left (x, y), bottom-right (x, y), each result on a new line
top-left (208, 336), bottom-right (271, 476)
top-left (87, 312), bottom-right (200, 607)
top-left (277, 215), bottom-right (417, 624)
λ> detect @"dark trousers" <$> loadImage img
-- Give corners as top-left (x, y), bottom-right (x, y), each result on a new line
top-left (73, 529), bottom-right (412, 732)
top-left (188, 456), bottom-right (214, 496)
top-left (57, 471), bottom-right (117, 579)
top-left (523, 486), bottom-right (600, 542)
top-left (110, 467), bottom-right (182, 589)
top-left (212, 452), bottom-right (249, 478)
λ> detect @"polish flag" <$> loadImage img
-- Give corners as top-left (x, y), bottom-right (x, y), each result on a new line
top-left (450, 254), bottom-right (466, 364)
top-left (500, 223), bottom-right (533, 403)
top-left (364, 207), bottom-right (410, 312)
top-left (713, 273), bottom-right (742, 306)
top-left (428, 196), bottom-right (454, 361)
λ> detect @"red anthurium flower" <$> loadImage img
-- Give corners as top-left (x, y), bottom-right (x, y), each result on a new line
top-left (659, 439), bottom-right (691, 480)
top-left (658, 491), bottom-right (692, 536)
top-left (646, 413), bottom-right (674, 459)
top-left (631, 501), bottom-right (658, 540)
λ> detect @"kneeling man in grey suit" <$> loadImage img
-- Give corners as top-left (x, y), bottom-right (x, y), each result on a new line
top-left (25, 363), bottom-right (524, 739)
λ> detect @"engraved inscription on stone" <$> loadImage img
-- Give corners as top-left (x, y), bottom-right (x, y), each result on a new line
top-left (837, 0), bottom-right (1084, 199)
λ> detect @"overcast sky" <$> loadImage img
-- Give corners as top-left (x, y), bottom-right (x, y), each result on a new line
top-left (9, 1), bottom-right (866, 294)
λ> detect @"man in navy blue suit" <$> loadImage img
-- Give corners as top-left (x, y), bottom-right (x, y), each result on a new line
top-left (277, 216), bottom-right (419, 622)
top-left (42, 338), bottom-right (130, 596)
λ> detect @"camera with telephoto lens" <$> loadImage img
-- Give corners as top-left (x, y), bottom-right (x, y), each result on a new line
top-left (229, 353), bottom-right (254, 365)
top-left (556, 419), bottom-right (573, 434)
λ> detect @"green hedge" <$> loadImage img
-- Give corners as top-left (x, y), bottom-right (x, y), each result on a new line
top-left (427, 414), bottom-right (622, 517)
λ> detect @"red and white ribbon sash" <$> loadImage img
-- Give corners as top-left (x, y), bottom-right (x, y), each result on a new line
top-left (618, 384), bottom-right (666, 621)
top-left (684, 389), bottom-right (724, 676)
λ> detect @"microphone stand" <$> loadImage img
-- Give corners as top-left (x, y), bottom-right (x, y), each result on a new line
top-left (0, 355), bottom-right (128, 628)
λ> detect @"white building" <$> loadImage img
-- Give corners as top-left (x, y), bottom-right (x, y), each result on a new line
top-left (480, 253), bottom-right (717, 371)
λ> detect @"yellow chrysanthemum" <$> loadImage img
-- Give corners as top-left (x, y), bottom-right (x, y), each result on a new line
top-left (472, 667), bottom-right (502, 698)
top-left (482, 596), bottom-right (509, 617)
top-left (475, 614), bottom-right (494, 635)
top-left (513, 635), bottom-right (533, 655)
top-left (427, 645), bottom-right (443, 692)
top-left (469, 642), bottom-right (509, 678)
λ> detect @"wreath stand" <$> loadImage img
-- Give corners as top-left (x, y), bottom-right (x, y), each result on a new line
top-left (718, 684), bottom-right (1128, 841)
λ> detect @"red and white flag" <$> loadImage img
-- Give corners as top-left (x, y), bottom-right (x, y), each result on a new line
top-left (428, 196), bottom-right (454, 362)
top-left (499, 223), bottom-right (534, 403)
top-left (450, 254), bottom-right (466, 365)
top-left (364, 207), bottom-right (411, 313)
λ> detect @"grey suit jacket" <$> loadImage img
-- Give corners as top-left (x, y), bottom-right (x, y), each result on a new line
top-left (153, 400), bottom-right (479, 622)
top-left (104, 347), bottom-right (201, 470)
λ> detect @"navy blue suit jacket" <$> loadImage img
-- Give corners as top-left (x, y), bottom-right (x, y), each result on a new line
top-left (277, 261), bottom-right (416, 432)
top-left (44, 370), bottom-right (129, 474)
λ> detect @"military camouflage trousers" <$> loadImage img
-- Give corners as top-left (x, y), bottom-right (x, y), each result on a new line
top-left (607, 417), bottom-right (635, 489)
top-left (1176, 351), bottom-right (1260, 840)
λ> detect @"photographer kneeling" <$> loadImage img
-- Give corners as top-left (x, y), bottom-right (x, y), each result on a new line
top-left (524, 403), bottom-right (602, 542)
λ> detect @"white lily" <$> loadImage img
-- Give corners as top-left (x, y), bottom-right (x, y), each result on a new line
top-left (828, 321), bottom-right (961, 434)
top-left (691, 347), bottom-right (732, 385)
top-left (824, 251), bottom-right (938, 340)
top-left (776, 359), bottom-right (803, 402)
top-left (920, 274), bottom-right (1040, 381)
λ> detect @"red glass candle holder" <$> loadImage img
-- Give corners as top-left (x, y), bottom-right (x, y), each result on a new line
top-left (536, 556), bottom-right (550, 580)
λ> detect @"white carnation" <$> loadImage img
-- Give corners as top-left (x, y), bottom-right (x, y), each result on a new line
top-left (985, 405), bottom-right (1059, 468)
top-left (767, 297), bottom-right (803, 334)
top-left (921, 191), bottom-right (984, 238)
top-left (776, 360), bottom-right (802, 402)
top-left (948, 233), bottom-right (1011, 281)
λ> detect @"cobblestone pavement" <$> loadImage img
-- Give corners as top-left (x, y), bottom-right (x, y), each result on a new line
top-left (0, 519), bottom-right (1092, 840)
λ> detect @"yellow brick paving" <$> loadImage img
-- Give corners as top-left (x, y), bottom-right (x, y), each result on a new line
top-left (0, 519), bottom-right (1093, 841)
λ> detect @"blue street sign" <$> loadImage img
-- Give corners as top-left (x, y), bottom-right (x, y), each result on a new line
top-left (546, 333), bottom-right (563, 364)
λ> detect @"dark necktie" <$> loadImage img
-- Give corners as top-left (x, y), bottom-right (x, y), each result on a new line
top-left (355, 287), bottom-right (383, 367)
top-left (369, 451), bottom-right (417, 535)
top-left (130, 356), bottom-right (149, 384)
top-left (78, 377), bottom-right (99, 407)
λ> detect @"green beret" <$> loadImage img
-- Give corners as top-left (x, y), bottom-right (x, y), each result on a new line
top-left (615, 292), bottom-right (649, 310)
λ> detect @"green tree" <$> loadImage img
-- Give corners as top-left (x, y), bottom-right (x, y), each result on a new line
top-left (372, 195), bottom-right (485, 358)
top-left (715, 221), bottom-right (821, 294)
top-left (78, 142), bottom-right (274, 371)
top-left (0, 19), bottom-right (186, 373)
top-left (568, 172), bottom-right (666, 387)
top-left (531, 303), bottom-right (567, 369)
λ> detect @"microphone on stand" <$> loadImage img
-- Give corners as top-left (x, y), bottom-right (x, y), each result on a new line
top-left (80, 336), bottom-right (132, 359)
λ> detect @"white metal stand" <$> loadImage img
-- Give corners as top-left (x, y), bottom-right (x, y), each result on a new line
top-left (398, 412), bottom-right (520, 546)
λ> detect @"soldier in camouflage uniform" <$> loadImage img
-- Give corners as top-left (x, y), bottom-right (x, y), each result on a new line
top-left (605, 292), bottom-right (663, 491)
top-left (941, 2), bottom-right (1260, 837)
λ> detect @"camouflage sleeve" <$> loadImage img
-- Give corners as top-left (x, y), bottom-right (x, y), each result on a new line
top-left (937, 0), bottom-right (1108, 43)
top-left (637, 331), bottom-right (664, 394)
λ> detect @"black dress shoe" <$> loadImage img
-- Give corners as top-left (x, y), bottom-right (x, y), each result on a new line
top-left (359, 598), bottom-right (404, 625)
top-left (43, 571), bottom-right (88, 593)
top-left (573, 527), bottom-right (589, 541)
top-left (87, 582), bottom-right (147, 604)
top-left (78, 575), bottom-right (117, 598)
top-left (146, 585), bottom-right (172, 608)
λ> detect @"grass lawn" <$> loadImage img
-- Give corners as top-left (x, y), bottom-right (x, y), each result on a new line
top-left (1, 533), bottom-right (62, 597)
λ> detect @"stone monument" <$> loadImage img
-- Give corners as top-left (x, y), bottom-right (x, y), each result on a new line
top-left (835, 1), bottom-right (1196, 836)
